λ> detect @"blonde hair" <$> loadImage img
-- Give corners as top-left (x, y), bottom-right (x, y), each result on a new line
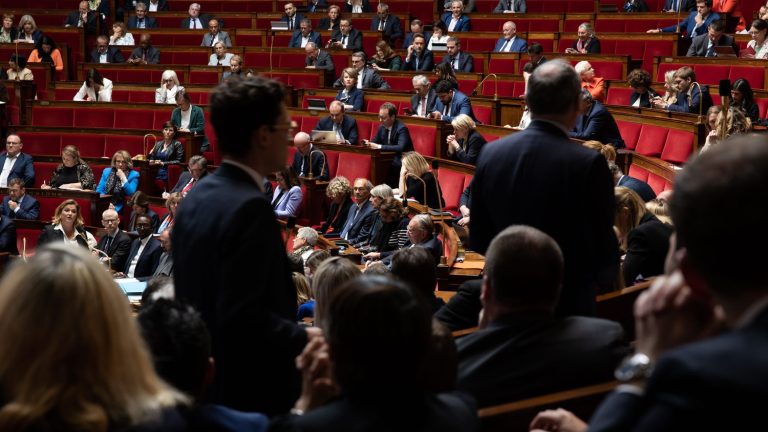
top-left (582, 140), bottom-right (616, 162)
top-left (111, 21), bottom-right (127, 36)
top-left (164, 191), bottom-right (182, 210)
top-left (111, 150), bottom-right (133, 169)
top-left (18, 15), bottom-right (37, 33)
top-left (294, 272), bottom-right (312, 306)
top-left (614, 186), bottom-right (647, 250)
top-left (62, 145), bottom-right (83, 164)
top-left (160, 70), bottom-right (181, 87)
top-left (342, 67), bottom-right (358, 81)
top-left (312, 256), bottom-right (361, 328)
top-left (326, 176), bottom-right (352, 199)
top-left (401, 151), bottom-right (430, 177)
top-left (645, 198), bottom-right (673, 226)
top-left (52, 199), bottom-right (85, 227)
top-left (0, 244), bottom-right (185, 430)
top-left (450, 114), bottom-right (476, 132)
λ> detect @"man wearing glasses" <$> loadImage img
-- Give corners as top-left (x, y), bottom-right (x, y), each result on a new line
top-left (94, 208), bottom-right (131, 272)
top-left (1, 178), bottom-right (40, 220)
top-left (0, 134), bottom-right (34, 188)
top-left (165, 155), bottom-right (208, 197)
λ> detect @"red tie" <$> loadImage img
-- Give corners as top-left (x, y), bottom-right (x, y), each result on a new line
top-left (182, 178), bottom-right (195, 196)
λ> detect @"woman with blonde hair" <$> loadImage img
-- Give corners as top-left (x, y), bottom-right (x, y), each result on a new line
top-left (294, 271), bottom-right (312, 309)
top-left (42, 144), bottom-right (95, 190)
top-left (614, 186), bottom-right (673, 286)
top-left (36, 199), bottom-right (97, 249)
top-left (701, 107), bottom-right (752, 154)
top-left (660, 69), bottom-right (678, 106)
top-left (0, 244), bottom-right (187, 430)
top-left (398, 152), bottom-right (445, 209)
top-left (157, 192), bottom-right (182, 233)
top-left (312, 256), bottom-right (362, 328)
top-left (96, 150), bottom-right (140, 213)
top-left (155, 70), bottom-right (185, 104)
top-left (14, 14), bottom-right (40, 44)
top-left (109, 21), bottom-right (134, 45)
top-left (446, 114), bottom-right (486, 165)
top-left (645, 198), bottom-right (672, 225)
top-left (582, 140), bottom-right (616, 162)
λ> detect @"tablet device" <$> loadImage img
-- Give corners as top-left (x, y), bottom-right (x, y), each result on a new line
top-left (307, 98), bottom-right (328, 110)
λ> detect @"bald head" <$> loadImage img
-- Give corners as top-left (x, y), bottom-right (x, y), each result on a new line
top-left (294, 131), bottom-right (311, 154)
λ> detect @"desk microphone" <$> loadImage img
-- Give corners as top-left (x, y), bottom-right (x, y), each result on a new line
top-left (471, 73), bottom-right (498, 100)
top-left (308, 149), bottom-right (326, 179)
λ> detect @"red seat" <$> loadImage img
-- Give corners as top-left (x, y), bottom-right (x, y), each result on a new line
top-left (335, 152), bottom-right (371, 181)
top-left (437, 168), bottom-right (466, 214)
top-left (33, 162), bottom-right (61, 188)
top-left (114, 109), bottom-right (154, 129)
top-left (67, 134), bottom-right (105, 158)
top-left (660, 129), bottom-right (694, 164)
top-left (474, 105), bottom-right (492, 125)
top-left (21, 132), bottom-right (61, 156)
top-left (617, 120), bottom-right (642, 150)
top-left (628, 164), bottom-right (672, 196)
top-left (635, 125), bottom-right (668, 157)
top-left (692, 65), bottom-right (729, 85)
top-left (356, 120), bottom-right (374, 143)
top-left (407, 124), bottom-right (437, 157)
top-left (730, 66), bottom-right (764, 90)
top-left (34, 107), bottom-right (73, 127)
top-left (73, 109), bottom-right (114, 128)
top-left (324, 150), bottom-right (340, 178)
top-left (106, 135), bottom-right (145, 157)
top-left (606, 87), bottom-right (633, 106)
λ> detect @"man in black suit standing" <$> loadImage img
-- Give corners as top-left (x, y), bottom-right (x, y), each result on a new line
top-left (410, 75), bottom-right (438, 117)
top-left (127, 2), bottom-right (158, 29)
top-left (471, 59), bottom-right (618, 317)
top-left (363, 102), bottom-right (413, 186)
top-left (686, 20), bottom-right (737, 57)
top-left (457, 225), bottom-right (627, 408)
top-left (173, 77), bottom-right (312, 416)
top-left (90, 35), bottom-right (126, 63)
top-left (570, 89), bottom-right (625, 148)
top-left (95, 208), bottom-right (132, 272)
top-left (403, 33), bottom-right (434, 72)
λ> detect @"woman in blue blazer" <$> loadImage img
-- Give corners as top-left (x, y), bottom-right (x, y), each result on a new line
top-left (335, 67), bottom-right (364, 112)
top-left (272, 167), bottom-right (303, 219)
top-left (96, 150), bottom-right (140, 213)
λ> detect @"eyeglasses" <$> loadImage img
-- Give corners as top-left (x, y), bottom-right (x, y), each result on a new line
top-left (102, 219), bottom-right (118, 224)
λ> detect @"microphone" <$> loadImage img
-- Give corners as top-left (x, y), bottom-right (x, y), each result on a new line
top-left (691, 81), bottom-right (704, 120)
top-left (471, 73), bottom-right (498, 100)
top-left (141, 133), bottom-right (157, 160)
top-left (92, 247), bottom-right (112, 272)
top-left (406, 173), bottom-right (429, 213)
top-left (431, 160), bottom-right (445, 217)
top-left (307, 149), bottom-right (326, 179)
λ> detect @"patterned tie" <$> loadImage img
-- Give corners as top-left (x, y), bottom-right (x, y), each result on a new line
top-left (182, 178), bottom-right (195, 196)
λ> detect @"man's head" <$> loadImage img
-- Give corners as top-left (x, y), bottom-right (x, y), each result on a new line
top-left (136, 2), bottom-right (147, 17)
top-left (294, 131), bottom-right (311, 155)
top-left (578, 88), bottom-right (594, 114)
top-left (412, 75), bottom-right (430, 97)
top-left (78, 1), bottom-right (89, 13)
top-left (187, 155), bottom-right (207, 180)
top-left (434, 79), bottom-right (455, 105)
top-left (4, 134), bottom-right (22, 158)
top-left (525, 59), bottom-right (582, 128)
top-left (352, 178), bottom-right (373, 203)
top-left (293, 226), bottom-right (318, 250)
top-left (305, 41), bottom-right (319, 60)
top-left (135, 214), bottom-right (153, 239)
top-left (329, 100), bottom-right (345, 124)
top-left (351, 51), bottom-right (366, 71)
top-left (391, 247), bottom-right (437, 301)
top-left (412, 33), bottom-right (426, 53)
top-left (209, 76), bottom-right (290, 173)
top-left (707, 20), bottom-right (725, 43)
top-left (527, 42), bottom-right (544, 63)
top-left (7, 178), bottom-right (25, 202)
top-left (446, 36), bottom-right (461, 57)
top-left (673, 66), bottom-right (696, 92)
top-left (139, 33), bottom-right (151, 48)
top-left (96, 35), bottom-right (109, 53)
top-left (158, 228), bottom-right (172, 252)
top-left (483, 225), bottom-right (564, 320)
top-left (299, 18), bottom-right (312, 37)
top-left (137, 299), bottom-right (211, 399)
top-left (450, 0), bottom-right (464, 15)
top-left (407, 214), bottom-right (433, 245)
top-left (377, 3), bottom-right (390, 19)
top-left (410, 19), bottom-right (423, 33)
top-left (188, 2), bottom-right (201, 18)
top-left (101, 208), bottom-right (120, 234)
top-left (502, 21), bottom-right (517, 40)
top-left (378, 102), bottom-right (397, 128)
top-left (284, 2), bottom-right (296, 17)
top-left (208, 18), bottom-right (219, 35)
top-left (340, 18), bottom-right (352, 35)
top-left (696, 0), bottom-right (712, 16)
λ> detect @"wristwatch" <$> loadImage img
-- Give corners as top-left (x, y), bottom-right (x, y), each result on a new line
top-left (615, 352), bottom-right (654, 382)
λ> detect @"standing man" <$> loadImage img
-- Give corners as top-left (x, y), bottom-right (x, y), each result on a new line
top-left (201, 18), bottom-right (232, 48)
top-left (1, 178), bottom-right (39, 220)
top-left (94, 208), bottom-right (131, 272)
top-left (291, 131), bottom-right (329, 180)
top-left (181, 3), bottom-right (212, 29)
top-left (0, 134), bottom-right (34, 188)
top-left (304, 42), bottom-right (335, 85)
top-left (471, 60), bottom-right (618, 317)
top-left (403, 33), bottom-right (434, 71)
top-left (371, 3), bottom-right (403, 47)
top-left (441, 36), bottom-right (475, 72)
top-left (363, 102), bottom-right (414, 186)
top-left (289, 18), bottom-right (321, 48)
top-left (173, 77), bottom-right (311, 415)
top-left (127, 2), bottom-right (158, 29)
top-left (494, 21), bottom-right (528, 53)
top-left (410, 75), bottom-right (438, 117)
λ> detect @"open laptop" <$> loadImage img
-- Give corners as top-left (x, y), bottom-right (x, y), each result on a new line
top-left (270, 21), bottom-right (289, 31)
top-left (714, 46), bottom-right (737, 57)
top-left (306, 98), bottom-right (327, 110)
top-left (310, 130), bottom-right (337, 143)
top-left (431, 42), bottom-right (447, 52)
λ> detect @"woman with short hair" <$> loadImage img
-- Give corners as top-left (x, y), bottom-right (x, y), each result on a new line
top-left (335, 67), bottom-right (363, 111)
top-left (109, 21), bottom-right (134, 45)
top-left (320, 176), bottom-right (353, 234)
top-left (446, 114), bottom-right (486, 165)
top-left (627, 69), bottom-right (657, 108)
top-left (96, 150), bottom-right (140, 213)
top-left (0, 13), bottom-right (17, 43)
top-left (43, 145), bottom-right (95, 190)
top-left (148, 121), bottom-right (185, 188)
top-left (155, 70), bottom-right (185, 104)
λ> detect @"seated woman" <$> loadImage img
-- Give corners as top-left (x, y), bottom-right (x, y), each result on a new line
top-left (272, 166), bottom-right (303, 219)
top-left (37, 199), bottom-right (97, 249)
top-left (221, 55), bottom-right (244, 82)
top-left (208, 41), bottom-right (234, 66)
top-left (74, 68), bottom-right (113, 102)
top-left (291, 226), bottom-right (318, 262)
top-left (434, 62), bottom-right (458, 91)
top-left (362, 197), bottom-right (409, 258)
top-left (127, 191), bottom-right (160, 233)
top-left (566, 22), bottom-right (600, 54)
top-left (652, 70), bottom-right (678, 109)
top-left (582, 140), bottom-right (617, 163)
top-left (743, 19), bottom-right (768, 59)
top-left (14, 14), bottom-right (42, 44)
top-left (27, 35), bottom-right (64, 72)
top-left (615, 187), bottom-right (673, 287)
top-left (7, 54), bottom-right (32, 81)
top-left (0, 13), bottom-right (16, 44)
top-left (295, 272), bottom-right (314, 320)
top-left (0, 244), bottom-right (187, 431)
top-left (398, 151), bottom-right (445, 210)
top-left (428, 21), bottom-right (449, 51)
top-left (371, 40), bottom-right (402, 71)
top-left (320, 176), bottom-right (354, 235)
top-left (109, 21), bottom-right (134, 45)
top-left (148, 121), bottom-right (185, 189)
top-left (42, 145), bottom-right (95, 190)
top-left (155, 70), bottom-right (185, 104)
top-left (318, 5), bottom-right (342, 30)
top-left (575, 60), bottom-right (605, 103)
top-left (335, 67), bottom-right (364, 112)
top-left (157, 192), bottom-right (181, 234)
top-left (627, 69), bottom-right (657, 108)
top-left (730, 78), bottom-right (760, 123)
top-left (96, 150), bottom-right (140, 213)
top-left (701, 107), bottom-right (752, 154)
top-left (311, 256), bottom-right (362, 327)
top-left (705, 105), bottom-right (722, 134)
top-left (446, 114), bottom-right (486, 165)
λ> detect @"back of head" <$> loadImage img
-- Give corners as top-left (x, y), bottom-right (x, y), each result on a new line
top-left (391, 247), bottom-right (437, 300)
top-left (138, 299), bottom-right (210, 399)
top-left (484, 225), bottom-right (564, 312)
top-left (672, 134), bottom-right (768, 294)
top-left (526, 59), bottom-right (581, 117)
top-left (312, 256), bottom-right (361, 327)
top-left (325, 276), bottom-right (432, 395)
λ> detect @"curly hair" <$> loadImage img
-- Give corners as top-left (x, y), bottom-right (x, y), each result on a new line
top-left (627, 69), bottom-right (652, 89)
top-left (326, 176), bottom-right (352, 199)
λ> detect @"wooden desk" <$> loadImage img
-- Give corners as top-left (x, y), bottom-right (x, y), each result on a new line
top-left (299, 176), bottom-right (329, 226)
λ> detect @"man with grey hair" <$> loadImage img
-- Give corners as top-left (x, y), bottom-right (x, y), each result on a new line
top-left (381, 213), bottom-right (442, 265)
top-left (181, 2), bottom-right (211, 29)
top-left (167, 155), bottom-right (208, 197)
top-left (353, 184), bottom-right (393, 248)
top-left (304, 41), bottom-right (335, 84)
top-left (471, 59), bottom-right (618, 317)
top-left (201, 18), bottom-right (232, 47)
top-left (291, 226), bottom-right (318, 261)
top-left (333, 51), bottom-right (390, 89)
top-left (95, 208), bottom-right (132, 271)
top-left (291, 131), bottom-right (328, 180)
top-left (127, 2), bottom-right (158, 29)
top-left (371, 2), bottom-right (403, 46)
top-left (410, 75), bottom-right (437, 117)
top-left (569, 88), bottom-right (625, 148)
top-left (338, 178), bottom-right (376, 243)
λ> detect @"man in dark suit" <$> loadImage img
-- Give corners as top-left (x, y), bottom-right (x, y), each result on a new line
top-left (1, 178), bottom-right (39, 220)
top-left (662, 0), bottom-right (695, 12)
top-left (64, 1), bottom-right (98, 34)
top-left (364, 102), bottom-right (414, 185)
top-left (201, 18), bottom-right (232, 48)
top-left (128, 34), bottom-right (161, 64)
top-left (121, 214), bottom-right (161, 279)
top-left (494, 21), bottom-right (528, 53)
top-left (653, 0), bottom-right (719, 37)
top-left (382, 214), bottom-right (443, 265)
top-left (442, 0), bottom-right (472, 31)
top-left (291, 132), bottom-right (329, 180)
top-left (471, 60), bottom-right (619, 317)
top-left (305, 42), bottom-right (336, 87)
top-left (435, 279), bottom-right (482, 331)
top-left (316, 100), bottom-right (359, 145)
top-left (371, 3), bottom-right (403, 46)
top-left (410, 75), bottom-right (438, 117)
top-left (90, 36), bottom-right (126, 63)
top-left (494, 0), bottom-right (527, 12)
top-left (402, 19), bottom-right (431, 48)
top-left (570, 90), bottom-right (625, 148)
top-left (525, 42), bottom-right (547, 72)
top-left (95, 208), bottom-right (132, 272)
top-left (652, 66), bottom-right (713, 113)
top-left (282, 2), bottom-right (305, 31)
top-left (169, 155), bottom-right (208, 196)
top-left (431, 79), bottom-right (478, 123)
top-left (127, 2), bottom-right (158, 29)
top-left (403, 33), bottom-right (434, 72)
top-left (329, 19), bottom-right (363, 52)
top-left (0, 134), bottom-right (35, 188)
top-left (173, 77), bottom-right (311, 416)
top-left (338, 178), bottom-right (377, 244)
top-left (686, 20), bottom-right (736, 57)
top-left (0, 214), bottom-right (18, 255)
top-left (457, 226), bottom-right (628, 408)
top-left (441, 36), bottom-right (474, 72)
top-left (151, 228), bottom-right (174, 278)
top-left (307, 0), bottom-right (328, 13)
top-left (289, 18), bottom-right (322, 48)
top-left (608, 162), bottom-right (657, 202)
top-left (180, 2), bottom-right (212, 29)
top-left (332, 52), bottom-right (390, 89)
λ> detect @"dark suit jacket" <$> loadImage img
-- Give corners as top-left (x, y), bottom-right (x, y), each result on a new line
top-left (317, 17), bottom-right (340, 30)
top-left (570, 101), bottom-right (625, 148)
top-left (0, 217), bottom-right (18, 255)
top-left (127, 16), bottom-right (158, 29)
top-left (372, 119), bottom-right (413, 169)
top-left (403, 31), bottom-right (432, 48)
top-left (410, 88), bottom-right (438, 117)
top-left (571, 37), bottom-right (601, 53)
top-left (617, 175), bottom-right (656, 202)
top-left (202, 31), bottom-right (233, 48)
top-left (307, 0), bottom-right (328, 13)
top-left (494, 36), bottom-right (528, 53)
top-left (180, 14), bottom-right (213, 29)
top-left (494, 0), bottom-right (527, 12)
top-left (435, 279), bottom-right (481, 331)
top-left (306, 50), bottom-right (336, 84)
top-left (457, 313), bottom-right (628, 408)
top-left (289, 30), bottom-right (322, 48)
top-left (339, 200), bottom-right (377, 244)
top-left (433, 90), bottom-right (478, 123)
top-left (662, 0), bottom-right (696, 12)
top-left (441, 52), bottom-right (475, 72)
top-left (661, 11), bottom-right (720, 37)
top-left (37, 225), bottom-right (90, 249)
top-left (370, 15), bottom-right (403, 45)
top-left (172, 163), bottom-right (307, 415)
top-left (471, 120), bottom-right (619, 316)
top-left (90, 47), bottom-right (126, 63)
top-left (668, 84), bottom-right (713, 114)
top-left (344, 0), bottom-right (371, 12)
top-left (403, 49), bottom-right (434, 71)
top-left (381, 235), bottom-right (443, 265)
top-left (291, 145), bottom-right (329, 180)
top-left (629, 89), bottom-right (657, 108)
top-left (64, 10), bottom-right (98, 33)
top-left (129, 46), bottom-right (161, 64)
top-left (123, 235), bottom-right (162, 278)
top-left (170, 171), bottom-right (208, 194)
top-left (321, 198), bottom-right (354, 234)
top-left (686, 32), bottom-right (736, 57)
top-left (623, 212), bottom-right (672, 286)
top-left (329, 28), bottom-right (363, 52)
top-left (317, 115), bottom-right (359, 145)
top-left (451, 130), bottom-right (486, 165)
top-left (1, 194), bottom-right (40, 220)
top-left (441, 13), bottom-right (471, 32)
top-left (589, 307), bottom-right (768, 431)
top-left (282, 13), bottom-right (305, 30)
top-left (335, 87), bottom-right (364, 111)
top-left (0, 152), bottom-right (35, 187)
top-left (406, 172), bottom-right (445, 210)
top-left (96, 229), bottom-right (132, 271)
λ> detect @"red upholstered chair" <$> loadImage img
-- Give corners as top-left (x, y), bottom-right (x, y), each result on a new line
top-left (279, 53), bottom-right (308, 68)
top-left (643, 40), bottom-right (674, 71)
top-left (114, 109), bottom-right (154, 129)
top-left (606, 87), bottom-right (633, 106)
top-left (356, 120), bottom-right (374, 143)
top-left (616, 120), bottom-right (642, 150)
top-left (437, 168), bottom-right (466, 214)
top-left (730, 66), bottom-right (764, 90)
top-left (110, 90), bottom-right (131, 102)
top-left (20, 132), bottom-right (61, 156)
top-left (286, 146), bottom-right (297, 165)
top-left (527, 37), bottom-right (555, 52)
top-left (335, 152), bottom-right (371, 181)
top-left (188, 70), bottom-right (220, 85)
top-left (67, 134), bottom-right (105, 158)
top-left (488, 58), bottom-right (516, 75)
top-left (692, 65), bottom-right (729, 85)
top-left (34, 107), bottom-right (74, 127)
top-left (589, 61), bottom-right (624, 81)
top-left (16, 228), bottom-right (40, 257)
top-left (408, 124), bottom-right (437, 157)
top-left (106, 135), bottom-right (145, 158)
top-left (660, 129), bottom-right (694, 164)
top-left (324, 150), bottom-right (340, 178)
top-left (527, 20), bottom-right (560, 32)
top-left (381, 76), bottom-right (413, 91)
top-left (474, 105), bottom-right (492, 125)
top-left (628, 164), bottom-right (672, 196)
top-left (33, 162), bottom-right (60, 188)
top-left (115, 69), bottom-right (154, 83)
top-left (756, 97), bottom-right (768, 118)
top-left (153, 111), bottom-right (171, 130)
top-left (299, 116), bottom-right (320, 132)
top-left (167, 164), bottom-right (183, 190)
top-left (285, 73), bottom-right (321, 90)
top-left (635, 125), bottom-right (668, 157)
top-left (73, 108), bottom-right (114, 128)
top-left (365, 97), bottom-right (390, 114)
top-left (243, 52), bottom-right (271, 67)
top-left (129, 91), bottom-right (157, 103)
top-left (595, 19), bottom-right (625, 32)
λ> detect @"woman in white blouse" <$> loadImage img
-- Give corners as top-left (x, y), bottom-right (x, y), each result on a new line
top-left (108, 22), bottom-right (134, 46)
top-left (427, 21), bottom-right (449, 51)
top-left (745, 19), bottom-right (768, 59)
top-left (155, 70), bottom-right (185, 104)
top-left (73, 68), bottom-right (112, 102)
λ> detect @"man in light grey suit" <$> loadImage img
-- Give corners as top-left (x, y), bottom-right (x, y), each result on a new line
top-left (201, 18), bottom-right (232, 47)
top-left (305, 42), bottom-right (335, 84)
top-left (494, 0), bottom-right (527, 13)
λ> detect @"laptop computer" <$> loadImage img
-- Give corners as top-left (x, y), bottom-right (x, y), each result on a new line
top-left (306, 98), bottom-right (327, 110)
top-left (310, 130), bottom-right (338, 143)
top-left (270, 21), bottom-right (289, 31)
top-left (431, 42), bottom-right (447, 52)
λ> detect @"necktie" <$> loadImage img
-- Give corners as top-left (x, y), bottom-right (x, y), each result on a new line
top-left (104, 235), bottom-right (113, 253)
top-left (500, 39), bottom-right (510, 52)
top-left (194, 18), bottom-right (200, 29)
top-left (182, 178), bottom-right (195, 196)
top-left (378, 19), bottom-right (385, 31)
top-left (386, 128), bottom-right (391, 144)
top-left (342, 35), bottom-right (347, 46)
top-left (453, 55), bottom-right (459, 70)
top-left (444, 102), bottom-right (450, 117)
top-left (138, 18), bottom-right (144, 28)
top-left (421, 97), bottom-right (427, 116)
top-left (509, 0), bottom-right (514, 11)
top-left (415, 55), bottom-right (420, 70)
top-left (706, 43), bottom-right (715, 57)
top-left (289, 18), bottom-right (293, 30)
